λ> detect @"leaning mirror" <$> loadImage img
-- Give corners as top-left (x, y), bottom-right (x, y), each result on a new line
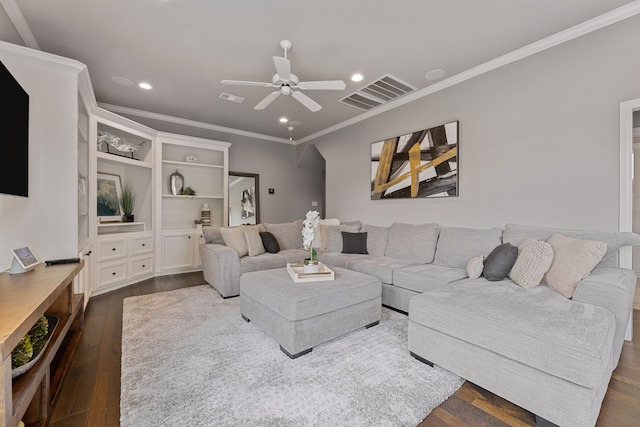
top-left (228, 172), bottom-right (260, 226)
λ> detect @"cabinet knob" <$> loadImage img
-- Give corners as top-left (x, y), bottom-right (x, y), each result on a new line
top-left (112, 248), bottom-right (116, 251)
top-left (112, 272), bottom-right (116, 275)
top-left (142, 264), bottom-right (146, 268)
top-left (188, 236), bottom-right (191, 239)
top-left (142, 243), bottom-right (146, 247)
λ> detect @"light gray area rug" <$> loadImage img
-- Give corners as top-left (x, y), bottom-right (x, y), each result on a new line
top-left (121, 285), bottom-right (463, 427)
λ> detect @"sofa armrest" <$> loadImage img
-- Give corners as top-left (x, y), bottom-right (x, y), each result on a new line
top-left (572, 267), bottom-right (636, 364)
top-left (199, 243), bottom-right (241, 297)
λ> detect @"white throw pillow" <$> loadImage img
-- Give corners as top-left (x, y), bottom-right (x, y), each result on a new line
top-left (312, 218), bottom-right (340, 248)
top-left (466, 255), bottom-right (484, 279)
top-left (543, 234), bottom-right (607, 298)
top-left (220, 226), bottom-right (248, 257)
top-left (243, 226), bottom-right (265, 257)
top-left (509, 238), bottom-right (554, 288)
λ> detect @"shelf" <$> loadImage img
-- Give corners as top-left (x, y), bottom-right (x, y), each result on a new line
top-left (98, 221), bottom-right (146, 235)
top-left (162, 195), bottom-right (223, 199)
top-left (97, 151), bottom-right (152, 169)
top-left (162, 160), bottom-right (223, 169)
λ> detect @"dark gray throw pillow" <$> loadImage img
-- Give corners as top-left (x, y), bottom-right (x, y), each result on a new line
top-left (342, 232), bottom-right (368, 254)
top-left (259, 231), bottom-right (280, 253)
top-left (483, 243), bottom-right (518, 281)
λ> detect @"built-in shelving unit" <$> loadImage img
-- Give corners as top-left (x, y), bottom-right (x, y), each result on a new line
top-left (156, 133), bottom-right (229, 273)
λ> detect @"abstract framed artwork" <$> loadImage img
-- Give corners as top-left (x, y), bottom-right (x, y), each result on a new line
top-left (371, 121), bottom-right (458, 199)
top-left (97, 172), bottom-right (123, 222)
top-left (241, 185), bottom-right (256, 219)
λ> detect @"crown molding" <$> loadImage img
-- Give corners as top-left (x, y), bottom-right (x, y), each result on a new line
top-left (298, 0), bottom-right (640, 144)
top-left (0, 40), bottom-right (86, 74)
top-left (0, 0), bottom-right (39, 49)
top-left (98, 103), bottom-right (294, 145)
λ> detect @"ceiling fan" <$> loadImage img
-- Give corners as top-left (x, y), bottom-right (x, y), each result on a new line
top-left (221, 40), bottom-right (346, 112)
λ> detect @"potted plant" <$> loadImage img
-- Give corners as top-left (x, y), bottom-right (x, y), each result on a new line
top-left (120, 184), bottom-right (135, 222)
top-left (194, 219), bottom-right (203, 230)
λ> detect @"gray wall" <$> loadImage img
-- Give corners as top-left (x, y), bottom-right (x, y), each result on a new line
top-left (121, 116), bottom-right (325, 224)
top-left (313, 15), bottom-right (640, 231)
top-left (0, 7), bottom-right (24, 46)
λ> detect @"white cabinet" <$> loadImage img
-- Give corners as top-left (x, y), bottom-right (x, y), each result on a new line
top-left (93, 231), bottom-right (154, 294)
top-left (160, 230), bottom-right (204, 271)
top-left (74, 243), bottom-right (94, 309)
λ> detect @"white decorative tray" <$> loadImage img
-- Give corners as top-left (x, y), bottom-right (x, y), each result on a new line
top-left (286, 262), bottom-right (335, 283)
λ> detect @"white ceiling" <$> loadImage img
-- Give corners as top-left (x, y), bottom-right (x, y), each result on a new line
top-left (2, 0), bottom-right (637, 142)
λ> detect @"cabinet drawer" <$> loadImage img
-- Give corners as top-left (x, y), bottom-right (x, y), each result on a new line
top-left (130, 256), bottom-right (153, 278)
top-left (97, 239), bottom-right (127, 262)
top-left (97, 262), bottom-right (126, 288)
top-left (131, 236), bottom-right (153, 255)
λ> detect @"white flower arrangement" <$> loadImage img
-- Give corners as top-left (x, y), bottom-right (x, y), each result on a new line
top-left (302, 210), bottom-right (320, 256)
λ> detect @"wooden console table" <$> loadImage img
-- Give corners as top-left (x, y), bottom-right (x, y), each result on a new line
top-left (0, 262), bottom-right (84, 427)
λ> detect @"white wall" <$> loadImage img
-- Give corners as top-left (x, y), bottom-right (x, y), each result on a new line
top-left (313, 15), bottom-right (640, 231)
top-left (0, 6), bottom-right (24, 46)
top-left (0, 44), bottom-right (80, 270)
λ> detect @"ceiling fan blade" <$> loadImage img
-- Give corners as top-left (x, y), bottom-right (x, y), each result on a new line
top-left (221, 80), bottom-right (274, 87)
top-left (254, 90), bottom-right (281, 110)
top-left (291, 90), bottom-right (322, 112)
top-left (273, 56), bottom-right (291, 81)
top-left (297, 80), bottom-right (346, 90)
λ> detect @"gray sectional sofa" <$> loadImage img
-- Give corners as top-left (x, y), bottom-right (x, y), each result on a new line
top-left (199, 219), bottom-right (639, 427)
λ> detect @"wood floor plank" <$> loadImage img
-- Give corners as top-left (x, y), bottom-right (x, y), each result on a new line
top-left (49, 272), bottom-right (640, 426)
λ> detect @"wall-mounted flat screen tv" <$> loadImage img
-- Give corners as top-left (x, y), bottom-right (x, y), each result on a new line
top-left (0, 60), bottom-right (29, 197)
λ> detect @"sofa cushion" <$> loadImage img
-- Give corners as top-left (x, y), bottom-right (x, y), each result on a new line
top-left (317, 252), bottom-right (369, 269)
top-left (348, 256), bottom-right (417, 284)
top-left (243, 227), bottom-right (265, 257)
top-left (544, 234), bottom-right (607, 298)
top-left (483, 243), bottom-right (518, 281)
top-left (203, 226), bottom-right (224, 244)
top-left (503, 223), bottom-right (640, 268)
top-left (263, 220), bottom-right (304, 250)
top-left (393, 264), bottom-right (467, 294)
top-left (220, 226), bottom-right (249, 257)
top-left (409, 279), bottom-right (615, 388)
top-left (385, 222), bottom-right (440, 264)
top-left (240, 252), bottom-right (286, 274)
top-left (342, 232), bottom-right (368, 254)
top-left (361, 224), bottom-right (389, 257)
top-left (433, 226), bottom-right (503, 269)
top-left (321, 224), bottom-right (361, 252)
top-left (509, 238), bottom-right (553, 288)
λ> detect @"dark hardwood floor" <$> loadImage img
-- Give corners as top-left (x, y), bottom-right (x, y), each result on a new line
top-left (48, 273), bottom-right (640, 426)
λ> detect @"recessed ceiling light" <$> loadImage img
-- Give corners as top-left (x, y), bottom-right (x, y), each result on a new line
top-left (279, 117), bottom-right (288, 123)
top-left (111, 76), bottom-right (133, 86)
top-left (425, 69), bottom-right (446, 81)
top-left (351, 73), bottom-right (364, 82)
top-left (138, 82), bottom-right (153, 90)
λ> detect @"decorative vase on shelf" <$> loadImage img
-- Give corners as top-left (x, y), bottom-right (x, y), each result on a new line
top-left (169, 170), bottom-right (184, 195)
top-left (201, 203), bottom-right (211, 226)
top-left (303, 258), bottom-right (320, 273)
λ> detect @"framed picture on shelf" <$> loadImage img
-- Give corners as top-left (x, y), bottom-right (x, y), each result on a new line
top-left (97, 172), bottom-right (123, 222)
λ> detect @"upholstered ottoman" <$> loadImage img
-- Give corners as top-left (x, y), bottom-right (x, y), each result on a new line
top-left (240, 266), bottom-right (381, 358)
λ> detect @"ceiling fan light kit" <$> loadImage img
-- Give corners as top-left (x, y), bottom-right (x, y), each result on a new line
top-left (221, 40), bottom-right (346, 113)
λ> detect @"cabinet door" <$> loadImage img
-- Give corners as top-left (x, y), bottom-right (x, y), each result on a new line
top-left (162, 233), bottom-right (195, 270)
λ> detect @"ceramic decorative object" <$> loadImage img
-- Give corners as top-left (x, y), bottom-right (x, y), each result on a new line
top-left (185, 154), bottom-right (198, 163)
top-left (303, 259), bottom-right (320, 273)
top-left (169, 170), bottom-right (184, 195)
top-left (201, 203), bottom-right (211, 226)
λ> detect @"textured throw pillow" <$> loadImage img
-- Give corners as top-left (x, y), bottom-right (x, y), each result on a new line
top-left (312, 218), bottom-right (340, 248)
top-left (509, 238), bottom-right (554, 288)
top-left (466, 255), bottom-right (484, 279)
top-left (259, 231), bottom-right (280, 253)
top-left (342, 232), bottom-right (369, 254)
top-left (220, 226), bottom-right (248, 257)
top-left (483, 243), bottom-right (518, 281)
top-left (544, 234), bottom-right (607, 298)
top-left (243, 226), bottom-right (265, 257)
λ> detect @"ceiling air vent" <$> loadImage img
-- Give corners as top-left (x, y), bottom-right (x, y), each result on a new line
top-left (219, 92), bottom-right (245, 104)
top-left (339, 74), bottom-right (417, 111)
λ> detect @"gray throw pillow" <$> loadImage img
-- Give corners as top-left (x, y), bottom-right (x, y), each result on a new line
top-left (342, 232), bottom-right (368, 254)
top-left (483, 243), bottom-right (518, 281)
top-left (259, 232), bottom-right (280, 253)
